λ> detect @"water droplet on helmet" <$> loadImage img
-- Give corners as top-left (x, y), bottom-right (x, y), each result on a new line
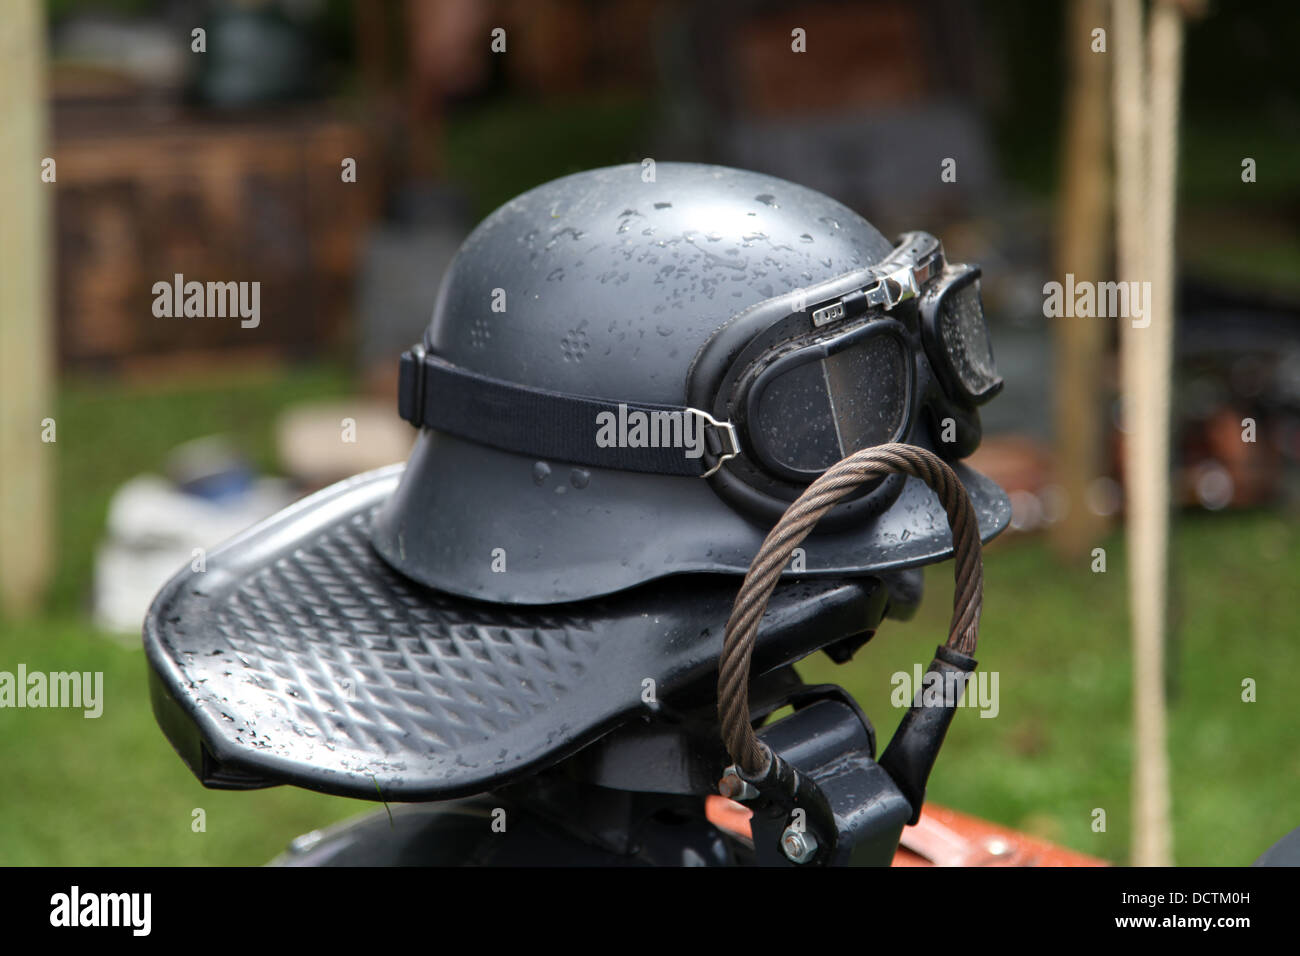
top-left (532, 462), bottom-right (551, 485)
top-left (569, 469), bottom-right (590, 489)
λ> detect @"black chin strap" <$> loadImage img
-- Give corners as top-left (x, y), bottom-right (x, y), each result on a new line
top-left (397, 347), bottom-right (739, 478)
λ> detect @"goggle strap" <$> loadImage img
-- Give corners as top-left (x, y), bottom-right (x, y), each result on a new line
top-left (398, 346), bottom-right (733, 478)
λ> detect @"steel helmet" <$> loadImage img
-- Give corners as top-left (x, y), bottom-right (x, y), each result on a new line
top-left (371, 162), bottom-right (1010, 604)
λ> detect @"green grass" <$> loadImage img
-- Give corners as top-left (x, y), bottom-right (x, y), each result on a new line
top-left (1, 363), bottom-right (368, 866)
top-left (3, 363), bottom-right (1298, 864)
top-left (0, 613), bottom-right (360, 866)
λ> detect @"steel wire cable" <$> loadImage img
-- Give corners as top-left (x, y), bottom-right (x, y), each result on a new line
top-left (717, 443), bottom-right (984, 775)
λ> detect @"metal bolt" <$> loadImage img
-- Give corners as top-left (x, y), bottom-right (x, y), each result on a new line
top-left (781, 826), bottom-right (819, 864)
top-left (717, 766), bottom-right (759, 801)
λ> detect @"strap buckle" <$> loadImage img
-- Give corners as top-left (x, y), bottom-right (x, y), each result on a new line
top-left (397, 345), bottom-right (428, 427)
top-left (688, 408), bottom-right (740, 479)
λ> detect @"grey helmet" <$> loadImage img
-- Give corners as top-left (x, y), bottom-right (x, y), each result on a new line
top-left (371, 162), bottom-right (1010, 604)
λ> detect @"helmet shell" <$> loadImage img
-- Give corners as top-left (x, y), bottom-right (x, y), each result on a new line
top-left (371, 163), bottom-right (1009, 603)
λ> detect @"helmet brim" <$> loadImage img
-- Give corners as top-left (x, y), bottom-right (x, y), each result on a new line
top-left (142, 465), bottom-right (894, 800)
top-left (369, 431), bottom-right (1011, 605)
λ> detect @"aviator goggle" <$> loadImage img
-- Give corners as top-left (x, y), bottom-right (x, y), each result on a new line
top-left (397, 231), bottom-right (1001, 524)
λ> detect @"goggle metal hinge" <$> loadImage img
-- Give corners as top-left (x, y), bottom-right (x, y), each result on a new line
top-left (811, 232), bottom-right (946, 327)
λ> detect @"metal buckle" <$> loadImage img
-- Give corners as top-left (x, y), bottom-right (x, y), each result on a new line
top-left (397, 344), bottom-right (428, 427)
top-left (688, 408), bottom-right (740, 479)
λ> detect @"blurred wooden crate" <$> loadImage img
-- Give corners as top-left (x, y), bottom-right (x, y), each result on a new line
top-left (733, 0), bottom-right (932, 116)
top-left (53, 107), bottom-right (379, 373)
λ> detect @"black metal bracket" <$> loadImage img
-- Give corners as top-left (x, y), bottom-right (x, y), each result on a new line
top-left (734, 690), bottom-right (912, 866)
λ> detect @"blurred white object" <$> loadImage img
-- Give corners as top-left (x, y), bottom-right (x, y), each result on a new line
top-left (54, 17), bottom-right (186, 87)
top-left (93, 474), bottom-right (294, 636)
top-left (276, 400), bottom-right (414, 488)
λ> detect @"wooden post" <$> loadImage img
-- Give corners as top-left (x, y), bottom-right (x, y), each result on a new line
top-left (1051, 0), bottom-right (1111, 561)
top-left (1114, 0), bottom-right (1185, 868)
top-left (0, 0), bottom-right (53, 617)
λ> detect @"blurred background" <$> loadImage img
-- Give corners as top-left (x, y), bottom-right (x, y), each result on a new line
top-left (0, 0), bottom-right (1297, 865)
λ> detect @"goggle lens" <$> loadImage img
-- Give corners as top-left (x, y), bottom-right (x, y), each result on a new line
top-left (750, 328), bottom-right (910, 476)
top-left (939, 279), bottom-right (1000, 400)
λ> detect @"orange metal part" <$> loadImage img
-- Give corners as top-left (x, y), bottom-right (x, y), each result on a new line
top-left (704, 795), bottom-right (1107, 866)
